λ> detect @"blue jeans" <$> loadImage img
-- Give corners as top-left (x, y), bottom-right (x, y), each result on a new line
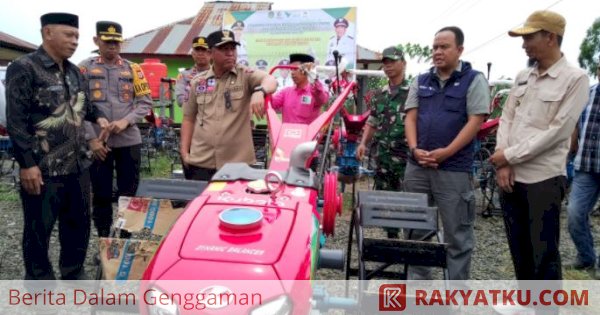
top-left (567, 171), bottom-right (600, 266)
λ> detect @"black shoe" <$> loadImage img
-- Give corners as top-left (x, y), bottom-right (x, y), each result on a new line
top-left (566, 261), bottom-right (595, 270)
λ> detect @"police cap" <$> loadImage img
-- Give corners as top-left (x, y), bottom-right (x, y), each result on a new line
top-left (232, 20), bottom-right (245, 29)
top-left (333, 18), bottom-right (349, 28)
top-left (96, 21), bottom-right (123, 42)
top-left (192, 36), bottom-right (209, 49)
top-left (256, 59), bottom-right (268, 68)
top-left (206, 30), bottom-right (240, 48)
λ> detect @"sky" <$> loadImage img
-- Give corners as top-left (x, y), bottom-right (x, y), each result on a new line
top-left (0, 0), bottom-right (598, 82)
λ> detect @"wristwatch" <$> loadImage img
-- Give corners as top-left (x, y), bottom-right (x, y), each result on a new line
top-left (409, 146), bottom-right (417, 158)
top-left (253, 85), bottom-right (266, 96)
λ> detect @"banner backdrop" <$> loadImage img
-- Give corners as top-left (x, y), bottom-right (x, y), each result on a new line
top-left (223, 7), bottom-right (357, 74)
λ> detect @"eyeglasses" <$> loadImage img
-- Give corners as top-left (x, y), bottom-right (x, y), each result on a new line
top-left (224, 90), bottom-right (232, 111)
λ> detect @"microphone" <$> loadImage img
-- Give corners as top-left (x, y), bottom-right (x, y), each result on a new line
top-left (333, 50), bottom-right (340, 62)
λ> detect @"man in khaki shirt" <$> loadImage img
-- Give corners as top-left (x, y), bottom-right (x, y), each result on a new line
top-left (180, 30), bottom-right (277, 180)
top-left (491, 10), bottom-right (589, 280)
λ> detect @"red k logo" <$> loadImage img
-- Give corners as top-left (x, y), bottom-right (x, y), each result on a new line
top-left (379, 284), bottom-right (406, 311)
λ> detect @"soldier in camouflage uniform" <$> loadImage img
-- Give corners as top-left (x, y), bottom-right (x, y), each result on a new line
top-left (357, 46), bottom-right (409, 191)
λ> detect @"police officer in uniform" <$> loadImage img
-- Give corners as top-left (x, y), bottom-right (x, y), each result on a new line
top-left (6, 12), bottom-right (109, 279)
top-left (232, 20), bottom-right (248, 64)
top-left (175, 36), bottom-right (211, 107)
top-left (326, 18), bottom-right (355, 68)
top-left (175, 36), bottom-right (211, 179)
top-left (80, 21), bottom-right (153, 238)
top-left (180, 30), bottom-right (277, 180)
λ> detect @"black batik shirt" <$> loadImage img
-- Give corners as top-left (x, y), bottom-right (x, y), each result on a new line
top-left (5, 47), bottom-right (105, 177)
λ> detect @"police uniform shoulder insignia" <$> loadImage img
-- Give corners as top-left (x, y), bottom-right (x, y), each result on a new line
top-left (347, 35), bottom-right (354, 39)
top-left (130, 63), bottom-right (151, 96)
top-left (130, 63), bottom-right (146, 79)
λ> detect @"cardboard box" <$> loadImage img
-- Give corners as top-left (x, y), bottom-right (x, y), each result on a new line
top-left (98, 238), bottom-right (161, 280)
top-left (116, 197), bottom-right (184, 237)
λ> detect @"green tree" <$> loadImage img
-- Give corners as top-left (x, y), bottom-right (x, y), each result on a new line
top-left (368, 42), bottom-right (432, 90)
top-left (361, 43), bottom-right (432, 110)
top-left (397, 42), bottom-right (433, 64)
top-left (578, 17), bottom-right (600, 78)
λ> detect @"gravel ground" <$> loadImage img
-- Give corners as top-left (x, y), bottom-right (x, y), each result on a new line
top-left (0, 180), bottom-right (599, 281)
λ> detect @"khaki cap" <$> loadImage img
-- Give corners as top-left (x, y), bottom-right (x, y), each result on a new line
top-left (508, 10), bottom-right (565, 37)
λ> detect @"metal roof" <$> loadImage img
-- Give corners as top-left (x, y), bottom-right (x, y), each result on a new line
top-left (0, 31), bottom-right (37, 52)
top-left (357, 45), bottom-right (381, 63)
top-left (122, 1), bottom-right (272, 56)
top-left (121, 1), bottom-right (382, 63)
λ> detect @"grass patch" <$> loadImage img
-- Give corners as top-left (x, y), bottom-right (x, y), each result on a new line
top-left (0, 184), bottom-right (19, 202)
top-left (564, 269), bottom-right (594, 280)
top-left (141, 152), bottom-right (178, 179)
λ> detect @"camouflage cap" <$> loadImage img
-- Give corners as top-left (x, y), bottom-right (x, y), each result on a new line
top-left (382, 46), bottom-right (404, 61)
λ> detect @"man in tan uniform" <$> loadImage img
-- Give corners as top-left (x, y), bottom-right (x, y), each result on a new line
top-left (180, 30), bottom-right (277, 180)
top-left (491, 10), bottom-right (589, 280)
